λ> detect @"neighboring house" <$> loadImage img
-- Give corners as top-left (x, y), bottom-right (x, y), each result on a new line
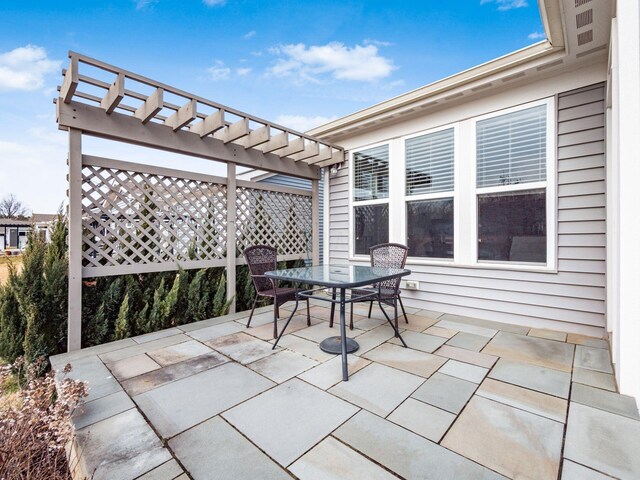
top-left (237, 170), bottom-right (324, 264)
top-left (33, 213), bottom-right (58, 243)
top-left (0, 219), bottom-right (30, 251)
top-left (310, 0), bottom-right (640, 399)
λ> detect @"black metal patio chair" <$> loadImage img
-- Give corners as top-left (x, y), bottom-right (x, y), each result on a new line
top-left (330, 243), bottom-right (409, 334)
top-left (244, 245), bottom-right (310, 339)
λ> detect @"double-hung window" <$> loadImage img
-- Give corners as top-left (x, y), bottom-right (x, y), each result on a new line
top-left (405, 127), bottom-right (455, 259)
top-left (352, 144), bottom-right (389, 255)
top-left (475, 103), bottom-right (551, 265)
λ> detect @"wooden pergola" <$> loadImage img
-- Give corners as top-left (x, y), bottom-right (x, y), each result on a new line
top-left (56, 52), bottom-right (344, 351)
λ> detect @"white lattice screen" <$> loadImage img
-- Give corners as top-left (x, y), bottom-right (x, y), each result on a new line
top-left (80, 156), bottom-right (312, 277)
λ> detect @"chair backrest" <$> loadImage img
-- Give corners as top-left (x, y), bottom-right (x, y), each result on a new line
top-left (243, 245), bottom-right (277, 293)
top-left (370, 243), bottom-right (409, 291)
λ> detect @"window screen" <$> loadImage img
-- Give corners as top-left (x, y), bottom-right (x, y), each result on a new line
top-left (406, 128), bottom-right (455, 195)
top-left (354, 145), bottom-right (389, 201)
top-left (476, 105), bottom-right (547, 188)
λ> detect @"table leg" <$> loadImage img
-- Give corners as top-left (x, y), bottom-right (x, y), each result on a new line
top-left (339, 288), bottom-right (349, 381)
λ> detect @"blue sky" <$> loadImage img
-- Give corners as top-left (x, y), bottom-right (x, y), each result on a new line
top-left (0, 0), bottom-right (543, 213)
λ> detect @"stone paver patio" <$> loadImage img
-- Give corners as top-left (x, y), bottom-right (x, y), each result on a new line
top-left (52, 302), bottom-right (640, 480)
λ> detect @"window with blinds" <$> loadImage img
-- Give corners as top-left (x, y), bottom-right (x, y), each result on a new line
top-left (354, 145), bottom-right (389, 202)
top-left (476, 104), bottom-right (547, 188)
top-left (406, 128), bottom-right (455, 195)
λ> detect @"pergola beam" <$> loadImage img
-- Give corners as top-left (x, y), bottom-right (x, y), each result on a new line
top-left (60, 56), bottom-right (78, 104)
top-left (165, 99), bottom-right (197, 131)
top-left (57, 100), bottom-right (321, 179)
top-left (191, 110), bottom-right (225, 137)
top-left (135, 88), bottom-right (164, 124)
top-left (100, 73), bottom-right (124, 114)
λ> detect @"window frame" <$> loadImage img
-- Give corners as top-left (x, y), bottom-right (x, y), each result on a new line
top-left (349, 141), bottom-right (392, 259)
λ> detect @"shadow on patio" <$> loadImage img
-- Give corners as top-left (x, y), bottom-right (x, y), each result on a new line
top-left (51, 301), bottom-right (640, 480)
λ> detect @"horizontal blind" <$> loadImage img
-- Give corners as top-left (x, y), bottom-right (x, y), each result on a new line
top-left (406, 128), bottom-right (455, 195)
top-left (354, 145), bottom-right (389, 201)
top-left (476, 104), bottom-right (547, 188)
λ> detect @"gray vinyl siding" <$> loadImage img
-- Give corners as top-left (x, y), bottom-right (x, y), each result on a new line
top-left (327, 83), bottom-right (607, 333)
top-left (260, 173), bottom-right (324, 264)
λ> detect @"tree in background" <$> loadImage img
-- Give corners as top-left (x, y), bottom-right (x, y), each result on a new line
top-left (0, 194), bottom-right (29, 219)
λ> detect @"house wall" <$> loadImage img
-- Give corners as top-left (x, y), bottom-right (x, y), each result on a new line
top-left (326, 62), bottom-right (608, 336)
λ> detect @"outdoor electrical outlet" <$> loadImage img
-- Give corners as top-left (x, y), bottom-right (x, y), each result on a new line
top-left (405, 280), bottom-right (419, 290)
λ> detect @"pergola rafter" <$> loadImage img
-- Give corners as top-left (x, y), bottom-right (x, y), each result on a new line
top-left (56, 52), bottom-right (338, 352)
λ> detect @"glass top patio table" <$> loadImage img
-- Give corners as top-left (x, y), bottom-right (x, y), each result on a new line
top-left (265, 264), bottom-right (411, 381)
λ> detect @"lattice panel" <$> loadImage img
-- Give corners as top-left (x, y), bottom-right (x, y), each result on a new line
top-left (81, 163), bottom-right (227, 273)
top-left (236, 186), bottom-right (312, 257)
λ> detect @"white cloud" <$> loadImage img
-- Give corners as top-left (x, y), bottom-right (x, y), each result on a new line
top-left (364, 39), bottom-right (393, 47)
top-left (0, 45), bottom-right (60, 92)
top-left (135, 0), bottom-right (157, 10)
top-left (207, 61), bottom-right (231, 80)
top-left (528, 31), bottom-right (546, 40)
top-left (480, 0), bottom-right (528, 11)
top-left (268, 42), bottom-right (395, 83)
top-left (236, 67), bottom-right (252, 76)
top-left (243, 30), bottom-right (256, 39)
top-left (274, 114), bottom-right (338, 133)
top-left (203, 0), bottom-right (226, 6)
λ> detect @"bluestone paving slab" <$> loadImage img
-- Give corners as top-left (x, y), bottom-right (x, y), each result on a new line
top-left (402, 313), bottom-right (439, 332)
top-left (412, 372), bottom-right (477, 414)
top-left (561, 460), bottom-right (616, 479)
top-left (352, 315), bottom-right (387, 331)
top-left (74, 408), bottom-right (171, 480)
top-left (239, 310), bottom-right (279, 328)
top-left (137, 459), bottom-right (185, 480)
top-left (289, 437), bottom-right (396, 480)
top-left (565, 402), bottom-right (640, 479)
top-left (388, 330), bottom-right (446, 353)
top-left (247, 349), bottom-right (318, 383)
top-left (415, 309), bottom-right (446, 319)
top-left (388, 397), bottom-right (456, 442)
top-left (424, 325), bottom-right (458, 338)
top-left (275, 334), bottom-right (335, 362)
top-left (573, 367), bottom-right (617, 392)
top-left (574, 345), bottom-right (613, 374)
top-left (477, 378), bottom-right (567, 423)
top-left (528, 328), bottom-right (567, 342)
top-left (99, 334), bottom-right (191, 363)
top-left (438, 313), bottom-right (530, 335)
top-left (350, 324), bottom-right (396, 354)
top-left (222, 378), bottom-right (359, 467)
top-left (107, 354), bottom-right (161, 381)
top-left (329, 363), bottom-right (424, 416)
top-left (169, 416), bottom-right (289, 480)
top-left (298, 354), bottom-right (371, 390)
top-left (71, 390), bottom-right (135, 430)
top-left (178, 307), bottom-right (269, 332)
top-left (435, 319), bottom-right (498, 338)
top-left (184, 321), bottom-right (244, 342)
top-left (50, 338), bottom-right (136, 369)
top-left (335, 410), bottom-right (506, 479)
top-left (132, 327), bottom-right (182, 344)
top-left (483, 331), bottom-right (575, 372)
top-left (307, 305), bottom-right (335, 321)
top-left (434, 344), bottom-right (497, 368)
top-left (489, 358), bottom-right (571, 398)
top-left (147, 340), bottom-right (212, 367)
top-left (571, 382), bottom-right (639, 420)
top-left (58, 354), bottom-right (121, 402)
top-left (443, 396), bottom-right (564, 480)
top-left (567, 333), bottom-right (609, 349)
top-left (121, 351), bottom-right (228, 396)
top-left (293, 321), bottom-right (364, 343)
top-left (246, 315), bottom-right (319, 340)
top-left (363, 343), bottom-right (446, 378)
top-left (446, 332), bottom-right (490, 351)
top-left (134, 362), bottom-right (274, 438)
top-left (205, 332), bottom-right (278, 364)
top-left (439, 359), bottom-right (488, 383)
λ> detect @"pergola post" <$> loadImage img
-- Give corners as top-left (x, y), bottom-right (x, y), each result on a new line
top-left (226, 162), bottom-right (237, 313)
top-left (311, 178), bottom-right (320, 266)
top-left (67, 129), bottom-right (83, 351)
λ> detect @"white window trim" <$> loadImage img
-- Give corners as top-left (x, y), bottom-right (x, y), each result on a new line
top-left (348, 97), bottom-right (557, 273)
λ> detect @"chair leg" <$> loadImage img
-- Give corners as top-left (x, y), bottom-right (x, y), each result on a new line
top-left (306, 298), bottom-right (311, 326)
top-left (367, 301), bottom-right (373, 318)
top-left (349, 303), bottom-right (354, 330)
top-left (394, 299), bottom-right (399, 337)
top-left (246, 297), bottom-right (258, 328)
top-left (273, 303), bottom-right (279, 339)
top-left (398, 296), bottom-right (409, 324)
top-left (329, 288), bottom-right (336, 328)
